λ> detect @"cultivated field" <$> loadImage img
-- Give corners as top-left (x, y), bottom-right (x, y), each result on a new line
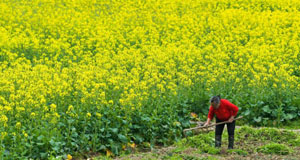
top-left (0, 0), bottom-right (300, 159)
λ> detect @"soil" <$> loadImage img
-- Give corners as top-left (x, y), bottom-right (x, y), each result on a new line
top-left (90, 126), bottom-right (300, 160)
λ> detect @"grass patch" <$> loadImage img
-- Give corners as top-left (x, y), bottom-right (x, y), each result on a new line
top-left (288, 137), bottom-right (300, 147)
top-left (176, 132), bottom-right (218, 154)
top-left (236, 126), bottom-right (298, 142)
top-left (227, 149), bottom-right (248, 156)
top-left (256, 143), bottom-right (293, 155)
top-left (206, 147), bottom-right (220, 155)
top-left (171, 146), bottom-right (187, 153)
top-left (281, 118), bottom-right (300, 129)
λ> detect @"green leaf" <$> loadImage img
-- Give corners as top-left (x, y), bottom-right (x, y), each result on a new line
top-left (21, 150), bottom-right (28, 156)
top-left (49, 139), bottom-right (55, 146)
top-left (37, 143), bottom-right (44, 146)
top-left (111, 143), bottom-right (119, 155)
top-left (99, 128), bottom-right (105, 132)
top-left (132, 125), bottom-right (141, 129)
top-left (122, 120), bottom-right (128, 125)
top-left (257, 101), bottom-right (264, 105)
top-left (254, 117), bottom-right (262, 123)
top-left (133, 134), bottom-right (144, 143)
top-left (58, 122), bottom-right (66, 127)
top-left (71, 132), bottom-right (78, 137)
top-left (99, 145), bottom-right (106, 150)
top-left (289, 106), bottom-right (297, 111)
top-left (284, 113), bottom-right (294, 120)
top-left (244, 109), bottom-right (250, 116)
top-left (71, 142), bottom-right (77, 147)
top-left (141, 117), bottom-right (151, 122)
top-left (110, 128), bottom-right (118, 133)
top-left (37, 135), bottom-right (44, 141)
top-left (118, 134), bottom-right (127, 143)
top-left (40, 153), bottom-right (48, 159)
top-left (52, 146), bottom-right (60, 152)
top-left (106, 133), bottom-right (111, 138)
top-left (181, 120), bottom-right (190, 127)
top-left (25, 143), bottom-right (31, 147)
top-left (67, 119), bottom-right (74, 124)
top-left (262, 105), bottom-right (271, 113)
top-left (162, 125), bottom-right (168, 129)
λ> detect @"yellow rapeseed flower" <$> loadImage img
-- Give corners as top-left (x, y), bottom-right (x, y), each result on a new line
top-left (15, 122), bottom-right (21, 129)
top-left (86, 112), bottom-right (92, 118)
top-left (67, 154), bottom-right (72, 160)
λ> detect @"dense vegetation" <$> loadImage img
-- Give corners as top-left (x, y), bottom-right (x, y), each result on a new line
top-left (0, 0), bottom-right (300, 159)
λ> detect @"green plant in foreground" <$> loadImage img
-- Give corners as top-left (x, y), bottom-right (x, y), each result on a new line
top-left (171, 146), bottom-right (187, 153)
top-left (236, 126), bottom-right (298, 143)
top-left (256, 143), bottom-right (293, 155)
top-left (288, 137), bottom-right (300, 147)
top-left (206, 147), bottom-right (220, 155)
top-left (227, 149), bottom-right (248, 156)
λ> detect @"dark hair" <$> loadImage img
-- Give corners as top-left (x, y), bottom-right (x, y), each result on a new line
top-left (210, 95), bottom-right (221, 104)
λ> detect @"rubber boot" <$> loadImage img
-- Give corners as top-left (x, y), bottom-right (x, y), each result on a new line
top-left (215, 135), bottom-right (222, 148)
top-left (228, 135), bottom-right (234, 149)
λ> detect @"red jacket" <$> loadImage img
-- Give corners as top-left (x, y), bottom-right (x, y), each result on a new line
top-left (208, 99), bottom-right (239, 121)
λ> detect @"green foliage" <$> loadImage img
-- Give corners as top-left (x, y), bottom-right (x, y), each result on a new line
top-left (171, 146), bottom-right (187, 153)
top-left (204, 157), bottom-right (219, 160)
top-left (164, 154), bottom-right (184, 160)
top-left (283, 118), bottom-right (300, 129)
top-left (206, 147), bottom-right (220, 155)
top-left (227, 149), bottom-right (248, 156)
top-left (173, 154), bottom-right (197, 160)
top-left (177, 133), bottom-right (214, 149)
top-left (241, 97), bottom-right (300, 126)
top-left (162, 152), bottom-right (219, 160)
top-left (236, 126), bottom-right (298, 142)
top-left (175, 132), bottom-right (222, 155)
top-left (256, 143), bottom-right (293, 155)
top-left (288, 137), bottom-right (300, 147)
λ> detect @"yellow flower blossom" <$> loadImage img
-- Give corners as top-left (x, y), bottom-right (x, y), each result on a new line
top-left (96, 113), bottom-right (102, 119)
top-left (30, 112), bottom-right (36, 118)
top-left (67, 154), bottom-right (72, 160)
top-left (0, 0), bottom-right (299, 157)
top-left (106, 149), bottom-right (113, 157)
top-left (15, 122), bottom-right (21, 129)
top-left (50, 104), bottom-right (57, 112)
top-left (86, 112), bottom-right (92, 118)
top-left (1, 132), bottom-right (7, 140)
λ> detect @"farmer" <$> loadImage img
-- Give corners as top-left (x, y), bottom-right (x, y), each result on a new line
top-left (204, 95), bottom-right (239, 149)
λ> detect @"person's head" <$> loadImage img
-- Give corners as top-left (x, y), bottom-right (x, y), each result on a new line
top-left (210, 95), bottom-right (221, 109)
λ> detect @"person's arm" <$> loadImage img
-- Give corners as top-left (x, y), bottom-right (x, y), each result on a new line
top-left (225, 100), bottom-right (239, 122)
top-left (204, 117), bottom-right (211, 126)
top-left (204, 106), bottom-right (214, 126)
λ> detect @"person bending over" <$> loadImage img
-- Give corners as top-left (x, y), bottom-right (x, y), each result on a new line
top-left (204, 95), bottom-right (239, 149)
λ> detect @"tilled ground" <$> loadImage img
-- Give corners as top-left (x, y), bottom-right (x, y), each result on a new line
top-left (112, 146), bottom-right (300, 160)
top-left (92, 126), bottom-right (300, 160)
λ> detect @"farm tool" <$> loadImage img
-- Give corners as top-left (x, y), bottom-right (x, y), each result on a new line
top-left (183, 116), bottom-right (243, 137)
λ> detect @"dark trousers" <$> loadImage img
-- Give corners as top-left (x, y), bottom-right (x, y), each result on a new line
top-left (215, 118), bottom-right (236, 136)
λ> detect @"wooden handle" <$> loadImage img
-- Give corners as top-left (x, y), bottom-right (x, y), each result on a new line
top-left (183, 116), bottom-right (243, 132)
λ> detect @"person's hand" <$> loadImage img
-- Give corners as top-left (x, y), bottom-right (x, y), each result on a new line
top-left (204, 122), bottom-right (209, 127)
top-left (203, 118), bottom-right (211, 127)
top-left (228, 116), bottom-right (234, 123)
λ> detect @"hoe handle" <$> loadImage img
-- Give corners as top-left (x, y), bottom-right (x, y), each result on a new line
top-left (183, 116), bottom-right (243, 132)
